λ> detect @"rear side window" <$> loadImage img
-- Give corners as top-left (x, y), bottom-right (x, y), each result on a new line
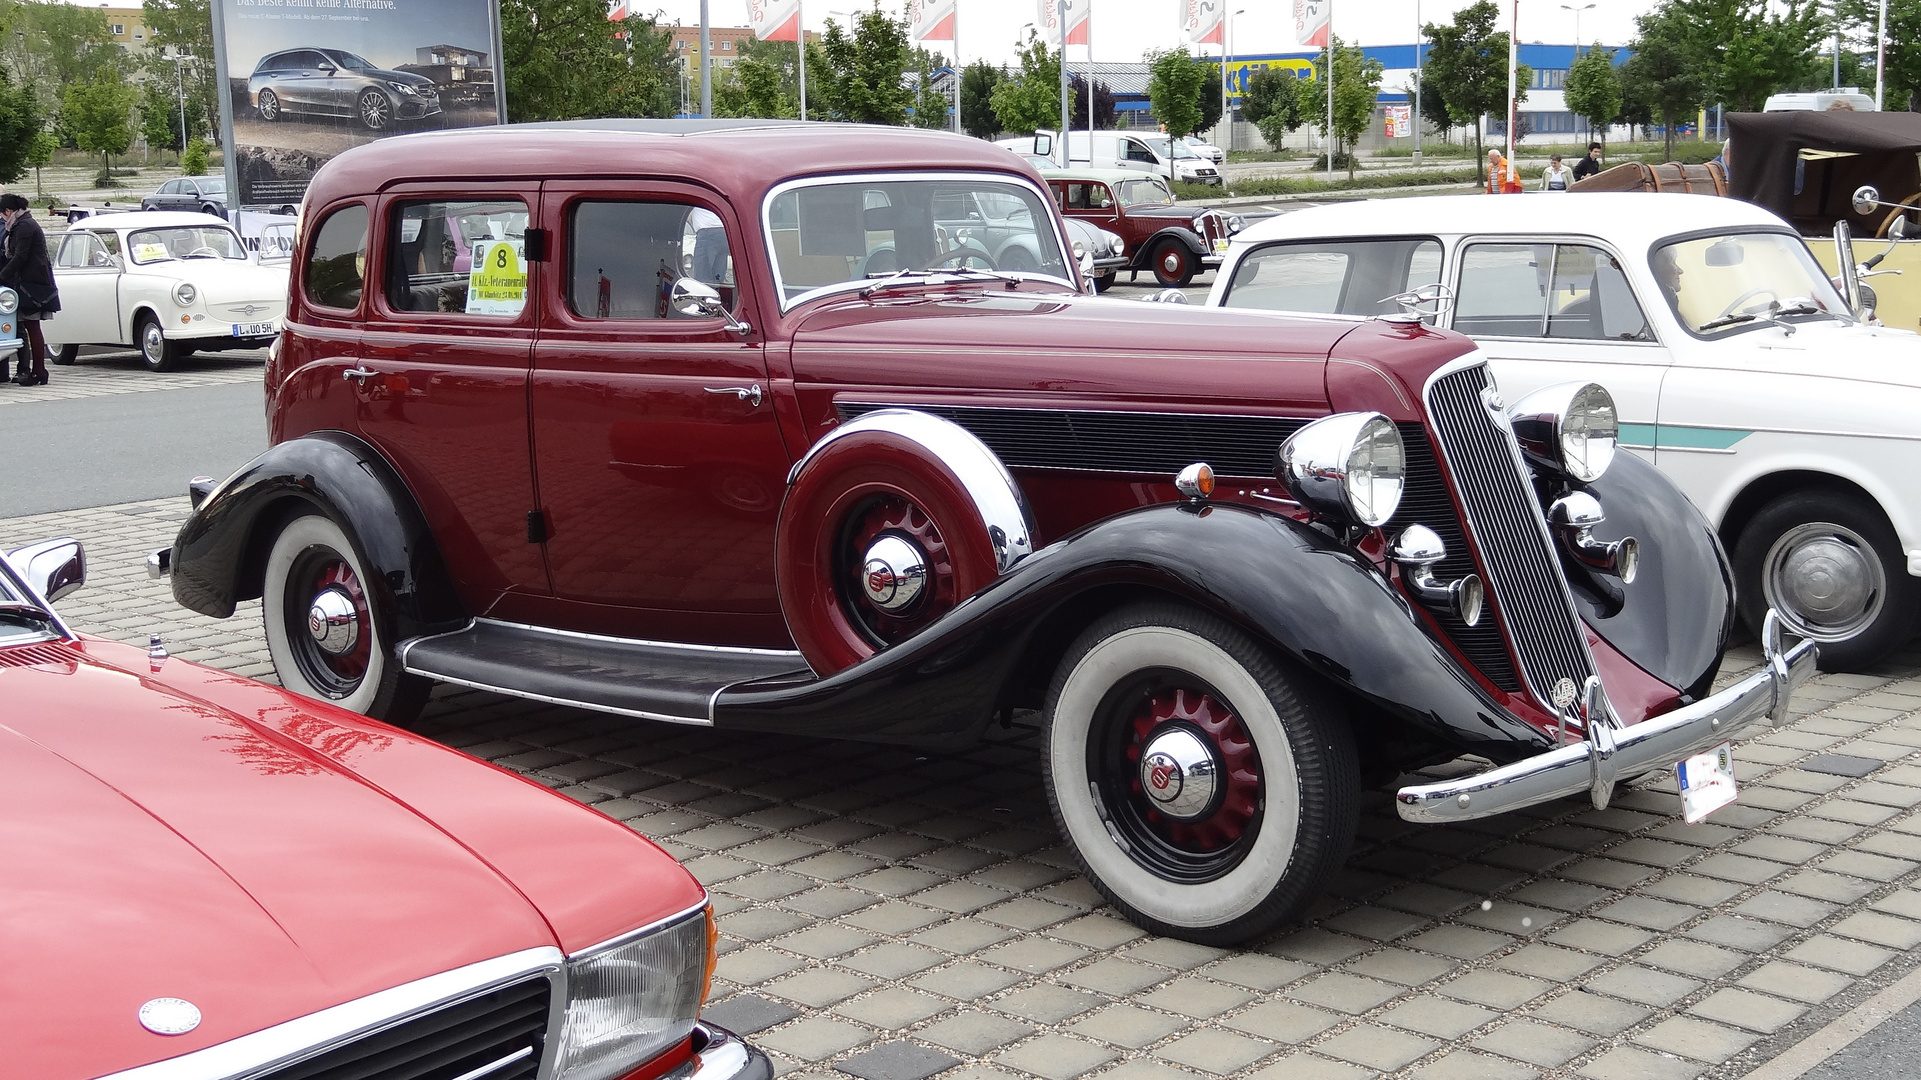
top-left (303, 204), bottom-right (369, 311)
top-left (1222, 238), bottom-right (1442, 318)
top-left (569, 201), bottom-right (736, 320)
top-left (1456, 242), bottom-right (1651, 341)
top-left (386, 199), bottom-right (530, 317)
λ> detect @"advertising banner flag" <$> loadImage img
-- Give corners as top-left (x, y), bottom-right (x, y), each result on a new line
top-left (1062, 0), bottom-right (1089, 46)
top-left (1182, 0), bottom-right (1223, 47)
top-left (909, 0), bottom-right (955, 41)
top-left (1294, 0), bottom-right (1330, 47)
top-left (210, 0), bottom-right (505, 211)
top-left (1384, 104), bottom-right (1410, 137)
top-left (750, 0), bottom-right (802, 41)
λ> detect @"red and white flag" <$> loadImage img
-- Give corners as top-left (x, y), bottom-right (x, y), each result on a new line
top-left (1181, 0), bottom-right (1222, 47)
top-left (910, 0), bottom-right (956, 41)
top-left (1294, 0), bottom-right (1331, 48)
top-left (749, 0), bottom-right (801, 41)
top-left (1037, 0), bottom-right (1090, 46)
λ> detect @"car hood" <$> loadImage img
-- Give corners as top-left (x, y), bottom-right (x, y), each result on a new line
top-left (1683, 318), bottom-right (1921, 391)
top-left (1122, 205), bottom-right (1205, 224)
top-left (129, 258), bottom-right (288, 302)
top-left (363, 67), bottom-right (436, 89)
top-left (2, 638), bottom-right (702, 1079)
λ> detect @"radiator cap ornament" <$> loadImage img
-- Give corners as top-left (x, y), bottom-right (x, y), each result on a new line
top-left (139, 997), bottom-right (201, 1036)
top-left (1551, 678), bottom-right (1579, 711)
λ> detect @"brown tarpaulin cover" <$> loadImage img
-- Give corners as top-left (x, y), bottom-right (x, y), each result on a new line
top-left (1568, 161), bottom-right (1727, 195)
top-left (1724, 111), bottom-right (1921, 236)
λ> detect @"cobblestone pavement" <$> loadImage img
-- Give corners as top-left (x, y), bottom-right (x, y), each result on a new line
top-left (0, 347), bottom-right (263, 407)
top-left (10, 495), bottom-right (1921, 1080)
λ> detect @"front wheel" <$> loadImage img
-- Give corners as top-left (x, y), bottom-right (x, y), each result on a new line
top-left (1149, 239), bottom-right (1197, 288)
top-left (1043, 602), bottom-right (1358, 944)
top-left (1734, 491), bottom-right (1919, 672)
top-left (358, 89), bottom-right (394, 131)
top-left (1093, 273), bottom-right (1115, 294)
top-left (51, 343), bottom-right (78, 365)
top-left (136, 314), bottom-right (180, 372)
top-left (263, 514), bottom-right (430, 723)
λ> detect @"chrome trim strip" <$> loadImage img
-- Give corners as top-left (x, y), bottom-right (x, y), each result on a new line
top-left (400, 668), bottom-right (716, 727)
top-left (394, 618), bottom-right (477, 670)
top-left (98, 947), bottom-right (563, 1080)
top-left (471, 619), bottom-right (804, 659)
top-left (570, 897), bottom-right (710, 960)
top-left (1396, 623), bottom-right (1817, 823)
top-left (449, 1045), bottom-right (533, 1080)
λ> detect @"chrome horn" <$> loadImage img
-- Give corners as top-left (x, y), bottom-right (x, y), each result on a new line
top-left (1392, 525), bottom-right (1485, 627)
top-left (1548, 492), bottom-right (1639, 583)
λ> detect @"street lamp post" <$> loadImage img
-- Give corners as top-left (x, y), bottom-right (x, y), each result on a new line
top-left (1413, 0), bottom-right (1422, 165)
top-left (1876, 0), bottom-right (1888, 110)
top-left (1326, 0), bottom-right (1335, 182)
top-left (1223, 8), bottom-right (1244, 153)
top-left (1560, 2), bottom-right (1594, 53)
top-left (172, 51), bottom-right (188, 152)
top-left (1057, 0), bottom-right (1069, 168)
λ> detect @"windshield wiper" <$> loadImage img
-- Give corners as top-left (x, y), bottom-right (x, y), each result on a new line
top-left (1698, 298), bottom-right (1829, 335)
top-left (860, 263), bottom-right (1027, 299)
top-left (1697, 312), bottom-right (1758, 332)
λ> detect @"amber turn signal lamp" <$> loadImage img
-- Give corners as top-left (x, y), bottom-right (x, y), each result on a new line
top-left (701, 904), bottom-right (719, 1003)
top-left (1175, 462), bottom-right (1215, 502)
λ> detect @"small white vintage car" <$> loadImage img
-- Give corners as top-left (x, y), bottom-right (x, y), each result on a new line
top-left (45, 211), bottom-right (288, 372)
top-left (1206, 192), bottom-right (1921, 671)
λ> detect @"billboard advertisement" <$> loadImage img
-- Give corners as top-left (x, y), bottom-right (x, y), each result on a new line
top-left (210, 0), bottom-right (506, 210)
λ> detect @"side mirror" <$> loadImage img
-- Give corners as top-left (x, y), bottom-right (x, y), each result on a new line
top-left (7, 537), bottom-right (86, 603)
top-left (669, 277), bottom-right (750, 335)
top-left (1892, 215), bottom-right (1915, 240)
top-left (1835, 220), bottom-right (1864, 317)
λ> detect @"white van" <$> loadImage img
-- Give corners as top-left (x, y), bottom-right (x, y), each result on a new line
top-left (996, 130), bottom-right (1223, 186)
top-left (1764, 88), bottom-right (1877, 112)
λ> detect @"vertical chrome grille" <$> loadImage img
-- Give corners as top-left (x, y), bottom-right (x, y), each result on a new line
top-left (1424, 364), bottom-right (1594, 706)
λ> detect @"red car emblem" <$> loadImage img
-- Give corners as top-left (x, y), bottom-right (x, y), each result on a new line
top-left (1150, 762), bottom-right (1176, 790)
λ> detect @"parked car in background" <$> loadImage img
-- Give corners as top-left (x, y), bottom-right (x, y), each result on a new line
top-left (44, 210), bottom-right (286, 372)
top-left (140, 175), bottom-right (228, 218)
top-left (1181, 134), bottom-right (1225, 164)
top-left (162, 120), bottom-right (1811, 945)
top-left (249, 47), bottom-right (442, 131)
top-left (1041, 167), bottom-right (1241, 286)
top-left (1062, 215), bottom-right (1129, 291)
top-left (1207, 192), bottom-right (1921, 670)
top-left (2, 536), bottom-right (768, 1080)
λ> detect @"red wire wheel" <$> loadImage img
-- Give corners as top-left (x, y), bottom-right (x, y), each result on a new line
top-left (779, 428), bottom-right (1004, 675)
top-left (1123, 688), bottom-right (1263, 856)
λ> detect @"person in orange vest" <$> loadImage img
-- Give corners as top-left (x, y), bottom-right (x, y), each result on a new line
top-left (1486, 148), bottom-right (1511, 194)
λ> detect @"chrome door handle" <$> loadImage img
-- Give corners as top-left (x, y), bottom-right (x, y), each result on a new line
top-left (343, 367), bottom-right (379, 383)
top-left (705, 384), bottom-right (763, 407)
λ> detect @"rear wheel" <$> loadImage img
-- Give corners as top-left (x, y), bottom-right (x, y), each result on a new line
top-left (1000, 247), bottom-right (1037, 273)
top-left (136, 314), bottom-right (179, 372)
top-left (51, 344), bottom-right (78, 365)
top-left (262, 514), bottom-right (430, 723)
top-left (1044, 602), bottom-right (1358, 944)
top-left (1735, 490), bottom-right (1920, 672)
top-left (1150, 239), bottom-right (1196, 288)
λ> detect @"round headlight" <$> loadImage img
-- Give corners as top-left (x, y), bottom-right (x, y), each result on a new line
top-left (1111, 236), bottom-right (1127, 255)
top-left (1228, 214), bottom-right (1247, 234)
top-left (1072, 240), bottom-right (1086, 259)
top-left (1277, 412), bottom-right (1407, 527)
top-left (173, 282), bottom-right (197, 306)
top-left (1508, 382), bottom-right (1618, 483)
top-left (0, 287), bottom-right (16, 315)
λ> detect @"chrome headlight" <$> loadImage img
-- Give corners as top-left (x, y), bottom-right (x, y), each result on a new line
top-left (1508, 382), bottom-right (1618, 483)
top-left (1111, 236), bottom-right (1126, 255)
top-left (554, 906), bottom-right (713, 1080)
top-left (1072, 240), bottom-right (1086, 259)
top-left (1228, 214), bottom-right (1247, 234)
top-left (392, 82), bottom-right (418, 95)
top-left (1278, 412), bottom-right (1406, 527)
top-left (173, 282), bottom-right (197, 306)
top-left (0, 287), bottom-right (16, 314)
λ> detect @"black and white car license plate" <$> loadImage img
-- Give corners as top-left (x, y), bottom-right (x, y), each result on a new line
top-left (232, 321), bottom-right (275, 338)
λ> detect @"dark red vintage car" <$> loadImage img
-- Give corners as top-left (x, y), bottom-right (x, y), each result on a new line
top-left (164, 120), bottom-right (1813, 944)
top-left (3, 539), bottom-right (766, 1080)
top-left (1040, 167), bottom-right (1238, 288)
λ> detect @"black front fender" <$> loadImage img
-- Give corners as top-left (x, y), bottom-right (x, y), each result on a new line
top-left (170, 432), bottom-right (466, 643)
top-left (1130, 226), bottom-right (1207, 267)
top-left (716, 501), bottom-right (1547, 758)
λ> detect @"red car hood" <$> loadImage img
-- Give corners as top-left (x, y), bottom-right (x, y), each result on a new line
top-left (1, 638), bottom-right (702, 1079)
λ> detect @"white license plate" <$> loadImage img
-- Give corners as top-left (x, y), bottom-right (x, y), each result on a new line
top-left (232, 321), bottom-right (275, 338)
top-left (1678, 742), bottom-right (1738, 823)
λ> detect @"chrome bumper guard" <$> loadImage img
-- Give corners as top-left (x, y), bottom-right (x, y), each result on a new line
top-left (673, 1022), bottom-right (773, 1080)
top-left (1396, 612), bottom-right (1818, 824)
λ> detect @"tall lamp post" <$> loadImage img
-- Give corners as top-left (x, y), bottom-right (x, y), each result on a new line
top-left (1876, 0), bottom-right (1888, 110)
top-left (1413, 0), bottom-right (1421, 165)
top-left (171, 50), bottom-right (189, 152)
top-left (1559, 2), bottom-right (1593, 53)
top-left (1223, 8), bottom-right (1244, 153)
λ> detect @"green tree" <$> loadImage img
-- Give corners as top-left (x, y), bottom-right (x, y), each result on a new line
top-left (140, 0), bottom-right (217, 140)
top-left (991, 32), bottom-right (1073, 136)
top-left (139, 77), bottom-right (188, 152)
top-left (1307, 36), bottom-right (1384, 178)
top-left (6, 0), bottom-right (124, 101)
top-left (714, 52), bottom-right (798, 118)
top-left (1620, 6), bottom-right (1704, 160)
top-left (1242, 67), bottom-right (1305, 150)
top-left (1423, 0), bottom-right (1527, 181)
top-left (959, 60), bottom-right (1002, 138)
top-left (27, 129), bottom-right (56, 195)
top-left (1416, 73), bottom-right (1453, 141)
top-left (1196, 62), bottom-right (1224, 134)
top-left (501, 0), bottom-right (676, 120)
top-left (812, 8), bottom-right (913, 125)
top-left (1839, 0), bottom-right (1921, 109)
top-left (63, 74), bottom-right (136, 182)
top-left (1564, 46), bottom-right (1623, 143)
top-left (180, 137), bottom-right (208, 175)
top-left (1145, 47), bottom-right (1205, 138)
top-left (0, 67), bottom-right (42, 185)
top-left (910, 47), bottom-right (952, 129)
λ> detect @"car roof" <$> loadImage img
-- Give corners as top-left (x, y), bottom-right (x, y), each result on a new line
top-left (1232, 192), bottom-right (1793, 250)
top-left (81, 211), bottom-right (235, 231)
top-left (1038, 168), bottom-right (1168, 186)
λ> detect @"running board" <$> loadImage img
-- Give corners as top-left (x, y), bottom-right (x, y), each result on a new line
top-left (398, 620), bottom-right (813, 724)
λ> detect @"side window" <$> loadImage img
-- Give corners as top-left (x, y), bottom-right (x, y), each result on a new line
top-left (1456, 242), bottom-right (1651, 340)
top-left (97, 230), bottom-right (120, 257)
top-left (1548, 246), bottom-right (1653, 341)
top-left (57, 233), bottom-right (98, 268)
top-left (386, 199), bottom-right (529, 316)
top-left (569, 201), bottom-right (735, 320)
top-left (158, 180), bottom-right (180, 195)
top-left (1123, 140), bottom-right (1154, 164)
top-left (1091, 185), bottom-right (1113, 209)
top-left (1222, 239), bottom-right (1442, 318)
top-left (303, 204), bottom-right (369, 311)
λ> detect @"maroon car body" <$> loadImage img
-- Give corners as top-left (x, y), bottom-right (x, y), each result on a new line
top-left (0, 540), bottom-right (764, 1080)
top-left (164, 120), bottom-right (1810, 944)
top-left (1040, 168), bottom-right (1235, 288)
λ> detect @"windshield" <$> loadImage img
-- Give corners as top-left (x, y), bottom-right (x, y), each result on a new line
top-left (1651, 231), bottom-right (1850, 335)
top-left (766, 176), bottom-right (1073, 306)
top-left (0, 561), bottom-right (57, 644)
top-left (1142, 136), bottom-right (1199, 160)
top-left (127, 226), bottom-right (247, 264)
top-left (1117, 178), bottom-right (1175, 207)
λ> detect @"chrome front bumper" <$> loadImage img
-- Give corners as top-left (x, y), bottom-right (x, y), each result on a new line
top-left (673, 1022), bottom-right (773, 1080)
top-left (1397, 612), bottom-right (1818, 823)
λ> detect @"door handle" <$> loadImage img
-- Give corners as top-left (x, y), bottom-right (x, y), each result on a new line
top-left (705, 384), bottom-right (763, 407)
top-left (343, 367), bottom-right (379, 383)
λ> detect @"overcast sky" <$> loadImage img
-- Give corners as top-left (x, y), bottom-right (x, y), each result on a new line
top-left (639, 0), bottom-right (1659, 67)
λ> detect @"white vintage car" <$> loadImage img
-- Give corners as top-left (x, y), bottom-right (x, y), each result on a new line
top-left (45, 211), bottom-right (288, 372)
top-left (1206, 192), bottom-right (1921, 671)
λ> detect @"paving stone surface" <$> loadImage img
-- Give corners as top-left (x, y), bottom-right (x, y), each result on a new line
top-left (0, 345), bottom-right (264, 406)
top-left (13, 496), bottom-right (1921, 1078)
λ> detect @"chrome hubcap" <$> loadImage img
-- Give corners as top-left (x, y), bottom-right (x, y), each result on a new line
top-left (1137, 727), bottom-right (1220, 821)
top-left (861, 534), bottom-right (928, 614)
top-left (1764, 522), bottom-right (1885, 640)
top-left (307, 586), bottom-right (360, 655)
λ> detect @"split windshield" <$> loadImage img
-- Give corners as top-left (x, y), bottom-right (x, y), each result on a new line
top-left (127, 226), bottom-right (247, 264)
top-left (1652, 231), bottom-right (1851, 335)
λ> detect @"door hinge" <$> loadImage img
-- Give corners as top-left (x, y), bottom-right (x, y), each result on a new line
top-left (523, 228), bottom-right (548, 262)
top-left (526, 510), bottom-right (549, 544)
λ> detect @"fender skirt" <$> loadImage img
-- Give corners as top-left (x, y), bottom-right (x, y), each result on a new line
top-left (169, 431), bottom-right (466, 643)
top-left (1565, 451), bottom-right (1735, 701)
top-left (715, 501), bottom-right (1549, 759)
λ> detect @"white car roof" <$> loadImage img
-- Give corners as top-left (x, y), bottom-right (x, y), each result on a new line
top-left (1234, 193), bottom-right (1795, 253)
top-left (80, 211), bottom-right (235, 232)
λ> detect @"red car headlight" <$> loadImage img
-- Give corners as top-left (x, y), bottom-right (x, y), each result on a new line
top-left (553, 905), bottom-right (710, 1080)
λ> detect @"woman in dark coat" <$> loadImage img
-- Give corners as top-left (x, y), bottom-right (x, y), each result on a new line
top-left (0, 192), bottom-right (59, 386)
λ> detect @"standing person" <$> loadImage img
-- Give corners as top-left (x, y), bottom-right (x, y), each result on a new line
top-left (1486, 149), bottom-right (1516, 194)
top-left (1571, 142), bottom-right (1604, 183)
top-left (0, 187), bottom-right (15, 384)
top-left (0, 193), bottom-right (59, 387)
top-left (1541, 153), bottom-right (1572, 191)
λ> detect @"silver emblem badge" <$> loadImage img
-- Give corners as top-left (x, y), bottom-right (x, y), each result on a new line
top-left (139, 997), bottom-right (201, 1036)
top-left (1550, 678), bottom-right (1579, 711)
top-left (236, 304), bottom-right (263, 316)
